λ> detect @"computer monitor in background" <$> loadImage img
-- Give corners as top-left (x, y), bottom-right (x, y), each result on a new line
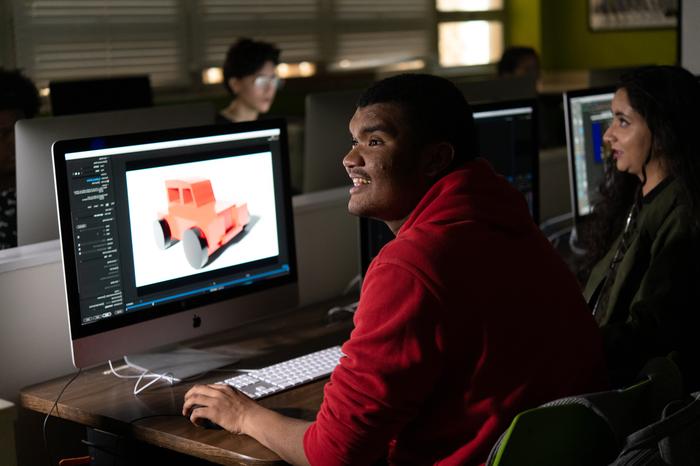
top-left (359, 217), bottom-right (394, 279)
top-left (454, 75), bottom-right (537, 104)
top-left (49, 75), bottom-right (153, 116)
top-left (52, 119), bottom-right (298, 370)
top-left (303, 89), bottom-right (362, 193)
top-left (15, 102), bottom-right (215, 246)
top-left (563, 87), bottom-right (615, 226)
top-left (472, 99), bottom-right (540, 223)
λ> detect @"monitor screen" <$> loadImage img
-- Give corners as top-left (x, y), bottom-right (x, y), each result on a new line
top-left (50, 75), bottom-right (153, 116)
top-left (472, 99), bottom-right (540, 223)
top-left (52, 119), bottom-right (298, 368)
top-left (15, 102), bottom-right (215, 246)
top-left (303, 89), bottom-right (362, 193)
top-left (563, 87), bottom-right (615, 222)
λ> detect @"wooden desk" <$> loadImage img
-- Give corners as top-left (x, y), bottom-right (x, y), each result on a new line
top-left (20, 298), bottom-right (355, 465)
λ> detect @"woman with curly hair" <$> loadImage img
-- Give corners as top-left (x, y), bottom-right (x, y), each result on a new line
top-left (583, 65), bottom-right (700, 390)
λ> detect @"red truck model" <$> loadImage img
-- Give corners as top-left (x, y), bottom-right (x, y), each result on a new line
top-left (153, 178), bottom-right (250, 268)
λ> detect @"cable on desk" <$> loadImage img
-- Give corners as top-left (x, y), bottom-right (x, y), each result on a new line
top-left (43, 368), bottom-right (83, 466)
top-left (108, 360), bottom-right (176, 395)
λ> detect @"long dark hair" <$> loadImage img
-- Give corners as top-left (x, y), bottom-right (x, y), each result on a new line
top-left (582, 66), bottom-right (700, 274)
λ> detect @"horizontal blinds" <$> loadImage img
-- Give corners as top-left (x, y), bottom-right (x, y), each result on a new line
top-left (200, 0), bottom-right (317, 21)
top-left (13, 0), bottom-right (188, 88)
top-left (335, 0), bottom-right (428, 19)
top-left (197, 0), bottom-right (320, 68)
top-left (336, 30), bottom-right (428, 66)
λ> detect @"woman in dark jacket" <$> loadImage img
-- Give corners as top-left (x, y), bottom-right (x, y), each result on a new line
top-left (583, 66), bottom-right (700, 390)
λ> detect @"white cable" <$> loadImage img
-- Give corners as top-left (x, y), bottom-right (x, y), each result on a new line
top-left (108, 360), bottom-right (175, 395)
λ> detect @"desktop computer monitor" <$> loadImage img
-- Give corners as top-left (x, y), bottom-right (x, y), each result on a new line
top-left (453, 75), bottom-right (537, 104)
top-left (303, 89), bottom-right (363, 193)
top-left (52, 119), bottom-right (298, 369)
top-left (563, 86), bottom-right (615, 225)
top-left (472, 99), bottom-right (540, 223)
top-left (49, 75), bottom-right (153, 116)
top-left (359, 217), bottom-right (393, 279)
top-left (15, 102), bottom-right (215, 246)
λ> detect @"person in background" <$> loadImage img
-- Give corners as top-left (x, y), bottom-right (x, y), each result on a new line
top-left (183, 74), bottom-right (606, 465)
top-left (218, 38), bottom-right (282, 124)
top-left (583, 65), bottom-right (700, 391)
top-left (0, 68), bottom-right (40, 250)
top-left (497, 46), bottom-right (540, 78)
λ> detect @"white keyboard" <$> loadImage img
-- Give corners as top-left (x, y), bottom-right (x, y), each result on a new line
top-left (220, 345), bottom-right (343, 399)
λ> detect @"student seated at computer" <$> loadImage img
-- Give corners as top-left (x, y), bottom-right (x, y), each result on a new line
top-left (183, 74), bottom-right (606, 466)
top-left (218, 38), bottom-right (282, 124)
top-left (0, 68), bottom-right (39, 249)
top-left (582, 65), bottom-right (700, 390)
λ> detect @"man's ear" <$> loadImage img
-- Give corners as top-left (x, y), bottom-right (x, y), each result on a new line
top-left (423, 142), bottom-right (455, 178)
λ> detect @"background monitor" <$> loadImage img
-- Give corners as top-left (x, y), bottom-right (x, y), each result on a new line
top-left (49, 75), bottom-right (153, 116)
top-left (472, 99), bottom-right (540, 223)
top-left (15, 102), bottom-right (215, 246)
top-left (53, 119), bottom-right (298, 369)
top-left (359, 217), bottom-right (393, 279)
top-left (454, 75), bottom-right (537, 104)
top-left (303, 89), bottom-right (362, 193)
top-left (563, 87), bottom-right (615, 224)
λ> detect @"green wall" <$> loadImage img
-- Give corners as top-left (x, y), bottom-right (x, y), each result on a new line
top-left (507, 0), bottom-right (542, 55)
top-left (508, 0), bottom-right (677, 71)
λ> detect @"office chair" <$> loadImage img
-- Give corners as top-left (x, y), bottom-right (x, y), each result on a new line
top-left (486, 356), bottom-right (684, 466)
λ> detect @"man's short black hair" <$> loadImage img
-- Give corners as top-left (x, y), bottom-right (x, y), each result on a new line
top-left (497, 46), bottom-right (538, 77)
top-left (0, 68), bottom-right (40, 118)
top-left (222, 38), bottom-right (281, 95)
top-left (356, 73), bottom-right (477, 167)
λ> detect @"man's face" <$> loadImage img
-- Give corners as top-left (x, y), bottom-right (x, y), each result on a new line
top-left (0, 109), bottom-right (21, 180)
top-left (343, 103), bottom-right (430, 230)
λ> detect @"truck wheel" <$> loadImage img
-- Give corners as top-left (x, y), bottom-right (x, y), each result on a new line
top-left (183, 227), bottom-right (209, 269)
top-left (153, 219), bottom-right (175, 249)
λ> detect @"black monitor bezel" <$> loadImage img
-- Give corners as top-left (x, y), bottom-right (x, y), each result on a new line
top-left (563, 85), bottom-right (616, 226)
top-left (53, 119), bottom-right (298, 340)
top-left (471, 98), bottom-right (540, 224)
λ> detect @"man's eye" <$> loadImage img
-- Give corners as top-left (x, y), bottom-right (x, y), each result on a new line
top-left (351, 139), bottom-right (358, 147)
top-left (619, 118), bottom-right (629, 128)
top-left (368, 139), bottom-right (381, 146)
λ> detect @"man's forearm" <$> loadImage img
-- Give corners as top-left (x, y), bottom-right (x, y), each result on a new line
top-left (244, 405), bottom-right (313, 466)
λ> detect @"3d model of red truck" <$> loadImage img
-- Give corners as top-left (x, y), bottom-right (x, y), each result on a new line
top-left (153, 178), bottom-right (250, 268)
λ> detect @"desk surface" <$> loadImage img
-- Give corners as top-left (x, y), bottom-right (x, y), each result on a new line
top-left (21, 297), bottom-right (355, 465)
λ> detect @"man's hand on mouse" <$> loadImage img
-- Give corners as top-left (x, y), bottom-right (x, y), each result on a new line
top-left (183, 383), bottom-right (263, 434)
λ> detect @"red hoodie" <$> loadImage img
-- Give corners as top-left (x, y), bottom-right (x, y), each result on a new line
top-left (304, 159), bottom-right (606, 465)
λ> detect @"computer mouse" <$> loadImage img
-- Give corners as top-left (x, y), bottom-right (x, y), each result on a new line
top-left (188, 404), bottom-right (224, 430)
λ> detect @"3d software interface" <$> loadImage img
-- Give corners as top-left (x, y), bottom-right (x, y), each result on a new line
top-left (569, 93), bottom-right (614, 217)
top-left (474, 106), bottom-right (536, 218)
top-left (62, 130), bottom-right (292, 327)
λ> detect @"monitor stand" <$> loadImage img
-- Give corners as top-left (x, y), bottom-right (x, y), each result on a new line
top-left (123, 347), bottom-right (239, 384)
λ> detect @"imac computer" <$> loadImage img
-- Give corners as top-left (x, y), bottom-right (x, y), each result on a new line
top-left (303, 89), bottom-right (363, 193)
top-left (563, 86), bottom-right (615, 226)
top-left (49, 75), bottom-right (153, 116)
top-left (472, 99), bottom-right (540, 223)
top-left (15, 102), bottom-right (215, 246)
top-left (52, 119), bottom-right (298, 370)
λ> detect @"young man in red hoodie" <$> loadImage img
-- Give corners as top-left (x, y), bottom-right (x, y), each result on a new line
top-left (183, 74), bottom-right (607, 465)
